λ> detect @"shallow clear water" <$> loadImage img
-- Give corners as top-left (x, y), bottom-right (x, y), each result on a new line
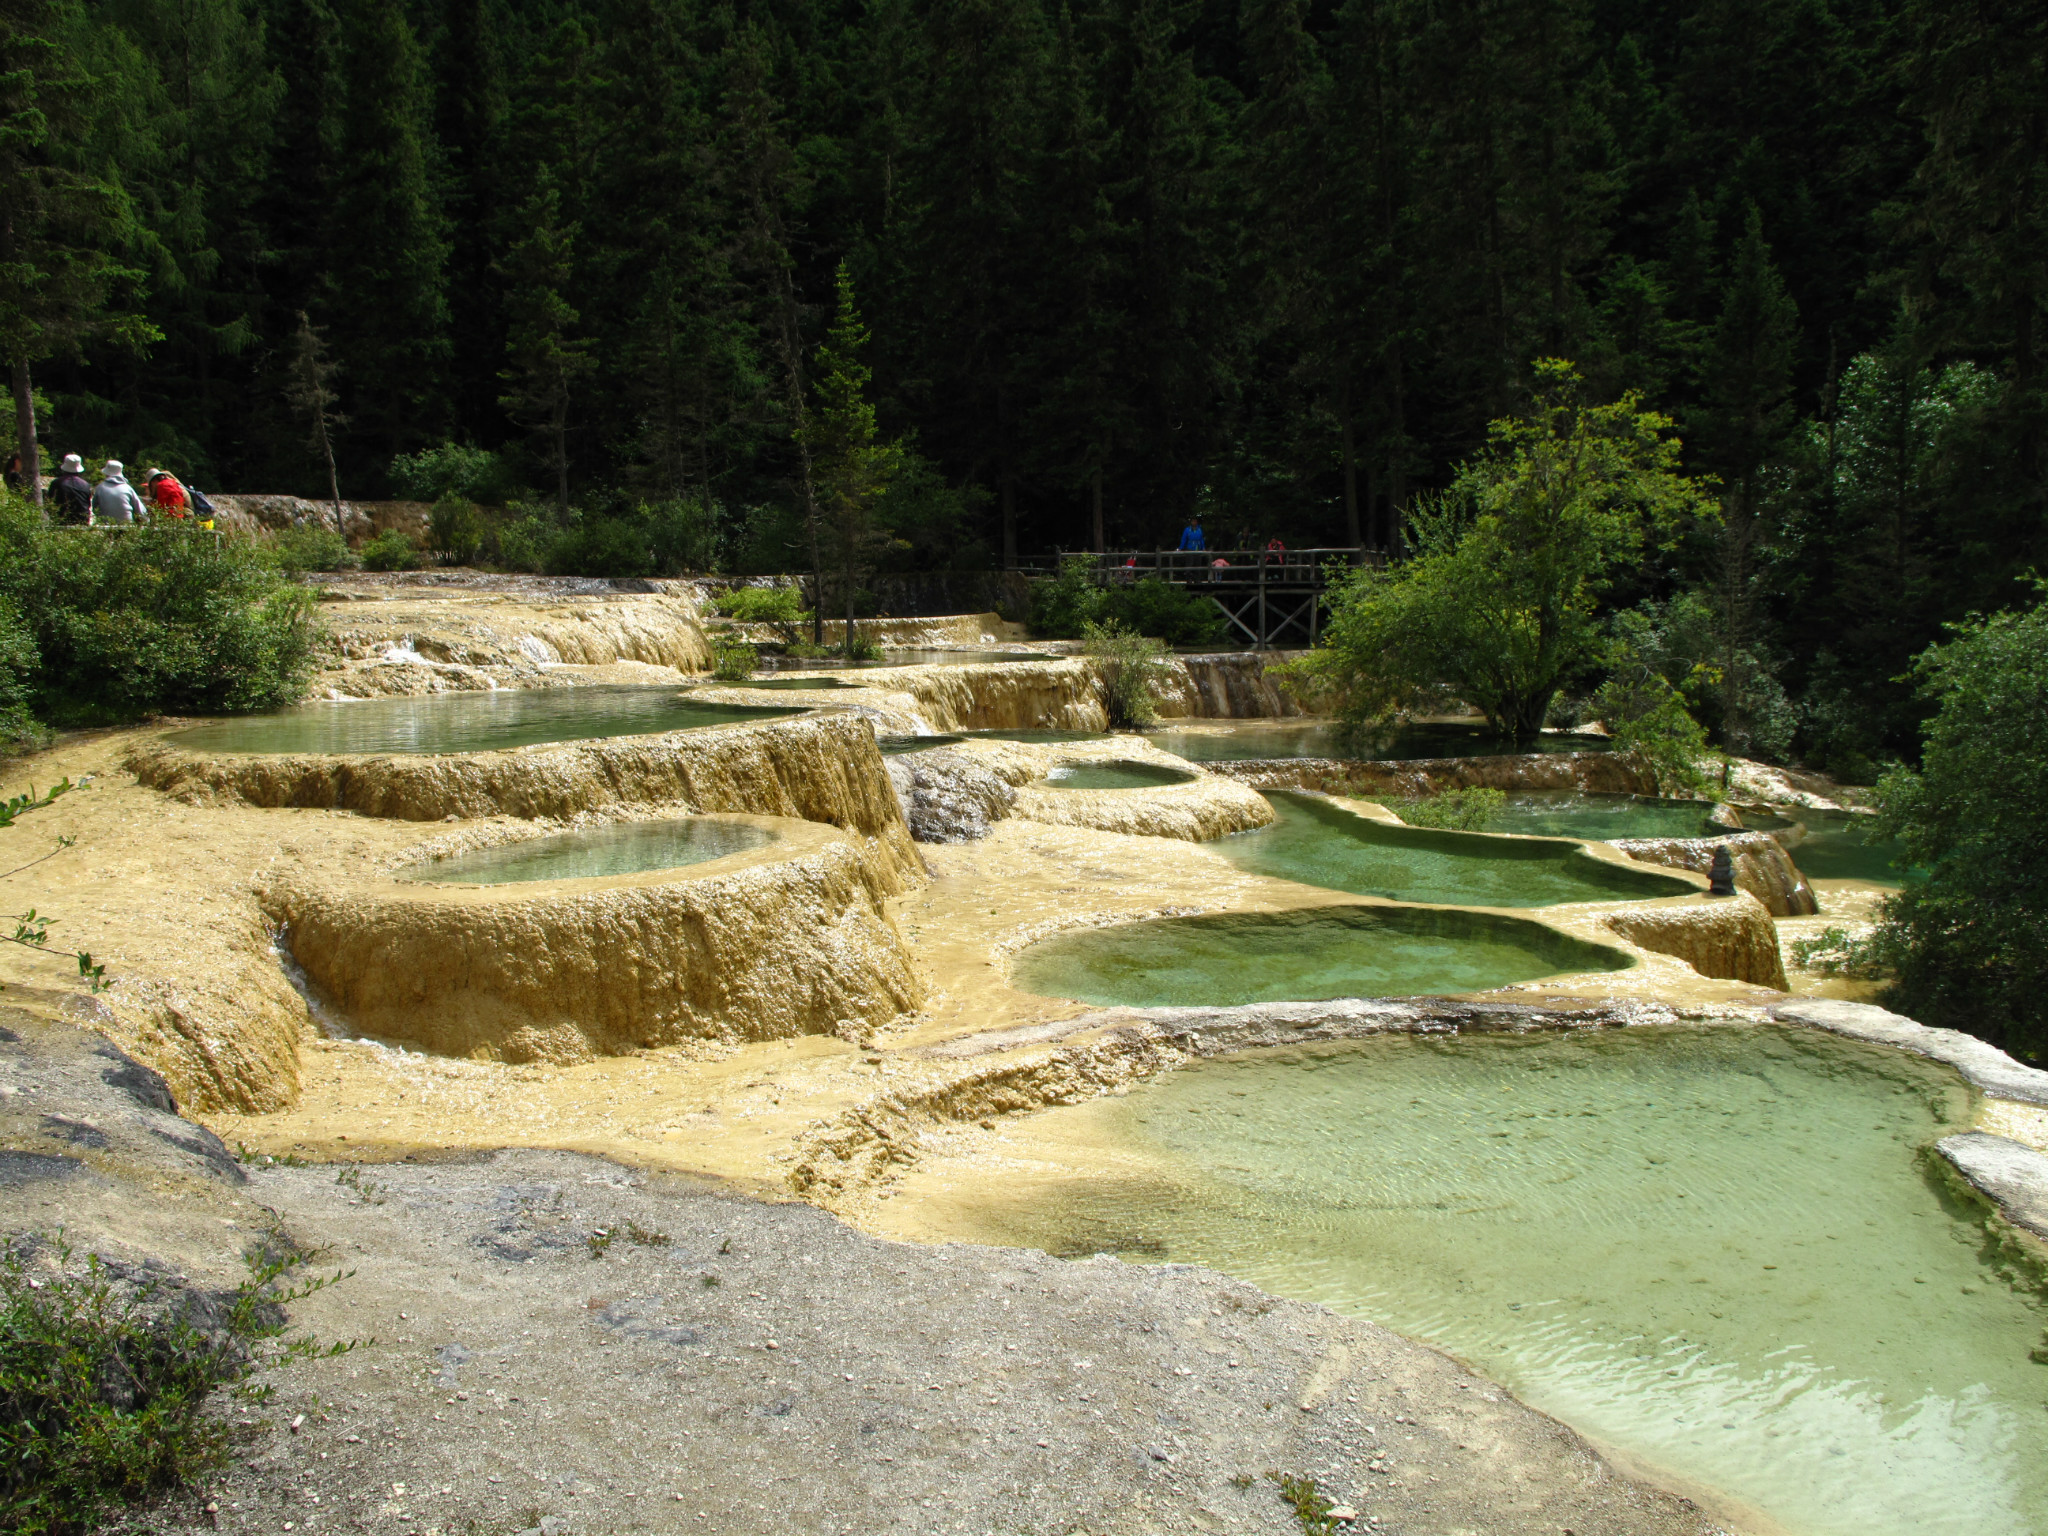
top-left (1791, 808), bottom-right (1914, 886)
top-left (1044, 761), bottom-right (1197, 790)
top-left (878, 734), bottom-right (964, 756)
top-left (168, 687), bottom-right (800, 757)
top-left (1485, 792), bottom-right (1792, 842)
top-left (760, 649), bottom-right (1049, 671)
top-left (1214, 792), bottom-right (1692, 907)
top-left (1010, 904), bottom-right (1632, 1007)
top-left (721, 675), bottom-right (866, 689)
top-left (975, 1027), bottom-right (2048, 1536)
top-left (961, 729), bottom-right (1113, 744)
top-left (399, 818), bottom-right (777, 885)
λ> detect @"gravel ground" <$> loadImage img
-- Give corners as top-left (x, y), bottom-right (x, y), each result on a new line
top-left (3, 1011), bottom-right (1725, 1536)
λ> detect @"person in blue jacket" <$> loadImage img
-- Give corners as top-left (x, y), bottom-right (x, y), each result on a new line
top-left (1177, 516), bottom-right (1206, 552)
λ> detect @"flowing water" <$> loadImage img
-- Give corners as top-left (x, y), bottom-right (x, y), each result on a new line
top-left (965, 1026), bottom-right (2048, 1536)
top-left (1010, 904), bottom-right (1632, 1007)
top-left (398, 818), bottom-right (778, 885)
top-left (1213, 792), bottom-right (1692, 906)
top-left (1043, 761), bottom-right (1198, 790)
top-left (168, 686), bottom-right (801, 756)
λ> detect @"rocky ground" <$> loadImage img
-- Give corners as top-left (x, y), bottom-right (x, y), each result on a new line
top-left (3, 1005), bottom-right (1727, 1536)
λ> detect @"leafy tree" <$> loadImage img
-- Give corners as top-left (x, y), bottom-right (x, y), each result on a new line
top-left (1866, 590), bottom-right (2048, 1060)
top-left (1302, 361), bottom-right (1716, 745)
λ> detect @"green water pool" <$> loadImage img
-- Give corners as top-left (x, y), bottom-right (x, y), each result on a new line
top-left (725, 675), bottom-right (865, 690)
top-left (1214, 792), bottom-right (1693, 906)
top-left (1043, 761), bottom-right (1197, 790)
top-left (1140, 720), bottom-right (1614, 762)
top-left (168, 686), bottom-right (801, 757)
top-left (398, 818), bottom-right (777, 885)
top-left (1789, 807), bottom-right (1913, 886)
top-left (1484, 791), bottom-right (1792, 842)
top-left (1010, 904), bottom-right (1632, 1007)
top-left (971, 1026), bottom-right (2048, 1536)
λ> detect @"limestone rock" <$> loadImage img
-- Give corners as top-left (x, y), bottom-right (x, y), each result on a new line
top-left (885, 749), bottom-right (1017, 843)
top-left (1602, 894), bottom-right (1788, 989)
top-left (1610, 831), bottom-right (1817, 917)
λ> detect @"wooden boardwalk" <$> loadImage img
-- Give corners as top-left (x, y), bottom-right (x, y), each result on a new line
top-left (1019, 548), bottom-right (1376, 648)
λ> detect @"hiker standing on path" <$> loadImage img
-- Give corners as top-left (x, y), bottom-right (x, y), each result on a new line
top-left (92, 460), bottom-right (147, 524)
top-left (1177, 516), bottom-right (1206, 553)
top-left (50, 455), bottom-right (93, 524)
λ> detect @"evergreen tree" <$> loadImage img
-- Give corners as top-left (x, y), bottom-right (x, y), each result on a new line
top-left (802, 262), bottom-right (901, 646)
top-left (495, 171), bottom-right (590, 518)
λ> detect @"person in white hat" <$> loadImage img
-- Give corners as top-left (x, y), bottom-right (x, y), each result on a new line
top-left (50, 454), bottom-right (93, 525)
top-left (93, 460), bottom-right (147, 525)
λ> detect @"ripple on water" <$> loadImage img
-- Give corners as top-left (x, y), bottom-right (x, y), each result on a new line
top-left (975, 1026), bottom-right (2048, 1536)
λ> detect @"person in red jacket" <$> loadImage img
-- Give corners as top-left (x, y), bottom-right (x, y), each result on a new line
top-left (146, 469), bottom-right (190, 518)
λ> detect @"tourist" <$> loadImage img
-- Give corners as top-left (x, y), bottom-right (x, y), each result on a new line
top-left (3, 452), bottom-right (23, 495)
top-left (146, 467), bottom-right (190, 518)
top-left (1177, 516), bottom-right (1206, 553)
top-left (92, 460), bottom-right (148, 525)
top-left (1263, 535), bottom-right (1287, 566)
top-left (50, 454), bottom-right (93, 524)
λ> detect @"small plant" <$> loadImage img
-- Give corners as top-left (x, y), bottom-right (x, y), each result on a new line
top-left (359, 529), bottom-right (422, 573)
top-left (1266, 1471), bottom-right (1339, 1536)
top-left (1392, 785), bottom-right (1506, 832)
top-left (0, 1233), bottom-right (356, 1535)
top-left (1081, 618), bottom-right (1176, 730)
top-left (711, 637), bottom-right (756, 682)
top-left (623, 1222), bottom-right (670, 1248)
top-left (1789, 923), bottom-right (1892, 979)
top-left (234, 1143), bottom-right (308, 1168)
top-left (334, 1166), bottom-right (384, 1205)
top-left (783, 641), bottom-right (830, 660)
top-left (714, 586), bottom-right (811, 644)
top-left (0, 781), bottom-right (103, 992)
top-left (700, 1273), bottom-right (720, 1288)
top-left (838, 631), bottom-right (884, 663)
top-left (271, 525), bottom-right (356, 575)
top-left (1228, 1471), bottom-right (1256, 1491)
top-left (586, 1229), bottom-right (614, 1259)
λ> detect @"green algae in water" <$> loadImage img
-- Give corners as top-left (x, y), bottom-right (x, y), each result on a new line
top-left (1011, 905), bottom-right (1633, 1007)
top-left (399, 818), bottom-right (777, 885)
top-left (1484, 791), bottom-right (1794, 842)
top-left (987, 1026), bottom-right (2048, 1536)
top-left (1044, 761), bottom-right (1197, 789)
top-left (1790, 807), bottom-right (1914, 886)
top-left (167, 686), bottom-right (801, 757)
top-left (1216, 791), bottom-right (1693, 907)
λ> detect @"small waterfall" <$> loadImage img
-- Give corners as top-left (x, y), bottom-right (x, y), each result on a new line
top-left (1171, 653), bottom-right (1302, 719)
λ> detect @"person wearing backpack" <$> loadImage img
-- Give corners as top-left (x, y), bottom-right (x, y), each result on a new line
top-left (93, 461), bottom-right (148, 524)
top-left (146, 468), bottom-right (190, 518)
top-left (50, 455), bottom-right (93, 525)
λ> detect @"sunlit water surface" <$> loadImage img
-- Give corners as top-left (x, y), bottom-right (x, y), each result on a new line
top-left (168, 686), bottom-right (799, 756)
top-left (1213, 792), bottom-right (1691, 906)
top-left (972, 1027), bottom-right (2048, 1536)
top-left (398, 818), bottom-right (777, 885)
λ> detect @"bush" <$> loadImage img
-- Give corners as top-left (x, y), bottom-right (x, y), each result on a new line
top-left (839, 631), bottom-right (884, 663)
top-left (0, 597), bottom-right (49, 755)
top-left (1864, 592), bottom-right (2048, 1060)
top-left (1082, 618), bottom-right (1175, 729)
top-left (643, 499), bottom-right (718, 574)
top-left (427, 498), bottom-right (485, 565)
top-left (711, 637), bottom-right (757, 681)
top-left (270, 525), bottom-right (355, 575)
top-left (1029, 557), bottom-right (1228, 646)
top-left (493, 512), bottom-right (555, 573)
top-left (0, 1234), bottom-right (351, 1536)
top-left (0, 507), bottom-right (322, 722)
top-left (1392, 786), bottom-right (1506, 831)
top-left (714, 586), bottom-right (812, 644)
top-left (359, 529), bottom-right (422, 572)
top-left (545, 517), bottom-right (652, 578)
top-left (388, 443), bottom-right (512, 503)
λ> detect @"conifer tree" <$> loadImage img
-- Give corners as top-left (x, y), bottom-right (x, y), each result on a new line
top-left (803, 262), bottom-right (902, 648)
top-left (495, 171), bottom-right (590, 519)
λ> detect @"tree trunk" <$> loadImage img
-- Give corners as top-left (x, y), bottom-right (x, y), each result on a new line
top-left (11, 359), bottom-right (41, 510)
top-left (1091, 465), bottom-right (1105, 553)
top-left (1338, 373), bottom-right (1360, 555)
top-left (316, 412), bottom-right (343, 532)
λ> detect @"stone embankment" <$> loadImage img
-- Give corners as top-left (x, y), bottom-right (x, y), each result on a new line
top-left (268, 818), bottom-right (921, 1062)
top-left (1601, 894), bottom-right (1789, 988)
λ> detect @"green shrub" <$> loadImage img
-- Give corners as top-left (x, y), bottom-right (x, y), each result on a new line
top-left (270, 525), bottom-right (355, 575)
top-left (388, 443), bottom-right (512, 503)
top-left (643, 499), bottom-right (718, 574)
top-left (714, 586), bottom-right (811, 639)
top-left (711, 637), bottom-right (756, 681)
top-left (427, 498), bottom-right (485, 565)
top-left (1082, 618), bottom-right (1175, 729)
top-left (1865, 592), bottom-right (2048, 1059)
top-left (359, 529), bottom-right (422, 572)
top-left (493, 512), bottom-right (556, 573)
top-left (1029, 557), bottom-right (1227, 645)
top-left (839, 631), bottom-right (884, 663)
top-left (0, 1234), bottom-right (353, 1536)
top-left (1393, 786), bottom-right (1506, 831)
top-left (0, 597), bottom-right (48, 755)
top-left (1788, 924), bottom-right (1889, 978)
top-left (545, 518), bottom-right (651, 578)
top-left (0, 508), bottom-right (322, 722)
